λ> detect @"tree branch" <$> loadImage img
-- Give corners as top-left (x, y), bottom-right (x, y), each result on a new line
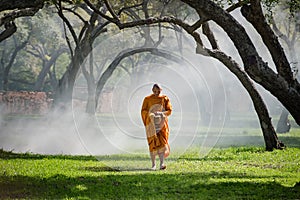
top-left (55, 0), bottom-right (79, 46)
top-left (202, 22), bottom-right (219, 49)
top-left (0, 0), bottom-right (44, 12)
top-left (103, 0), bottom-right (119, 20)
top-left (196, 46), bottom-right (281, 149)
top-left (241, 1), bottom-right (294, 84)
top-left (0, 22), bottom-right (17, 42)
top-left (226, 0), bottom-right (248, 13)
top-left (83, 0), bottom-right (117, 23)
top-left (0, 7), bottom-right (41, 27)
top-left (95, 47), bottom-right (183, 108)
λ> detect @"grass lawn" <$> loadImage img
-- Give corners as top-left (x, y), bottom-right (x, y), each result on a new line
top-left (1, 113), bottom-right (299, 199)
top-left (0, 146), bottom-right (299, 199)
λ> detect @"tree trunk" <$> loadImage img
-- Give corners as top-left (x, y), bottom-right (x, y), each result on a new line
top-left (54, 1), bottom-right (107, 110)
top-left (82, 51), bottom-right (96, 114)
top-left (240, 1), bottom-right (300, 124)
top-left (54, 44), bottom-right (87, 106)
top-left (276, 108), bottom-right (291, 133)
top-left (54, 63), bottom-right (87, 109)
top-left (3, 38), bottom-right (28, 90)
top-left (181, 0), bottom-right (300, 125)
top-left (34, 47), bottom-right (67, 91)
top-left (241, 1), bottom-right (294, 83)
top-left (86, 84), bottom-right (96, 114)
top-left (55, 67), bottom-right (74, 107)
top-left (198, 47), bottom-right (282, 150)
top-left (48, 62), bottom-right (58, 91)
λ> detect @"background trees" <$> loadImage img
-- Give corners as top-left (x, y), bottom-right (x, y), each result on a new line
top-left (0, 0), bottom-right (299, 151)
top-left (0, 0), bottom-right (44, 42)
top-left (270, 1), bottom-right (300, 133)
top-left (0, 7), bottom-right (68, 91)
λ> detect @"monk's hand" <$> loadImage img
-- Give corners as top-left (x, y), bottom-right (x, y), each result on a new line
top-left (155, 111), bottom-right (165, 118)
top-left (149, 113), bottom-right (155, 121)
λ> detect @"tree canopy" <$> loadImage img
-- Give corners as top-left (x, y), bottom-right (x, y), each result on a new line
top-left (0, 0), bottom-right (300, 151)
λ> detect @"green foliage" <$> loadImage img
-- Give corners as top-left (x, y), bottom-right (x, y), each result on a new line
top-left (286, 0), bottom-right (300, 16)
top-left (0, 147), bottom-right (299, 199)
top-left (0, 6), bottom-right (69, 91)
top-left (263, 0), bottom-right (300, 18)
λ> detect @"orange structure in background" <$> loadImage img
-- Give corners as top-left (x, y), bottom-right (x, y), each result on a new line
top-left (0, 91), bottom-right (53, 115)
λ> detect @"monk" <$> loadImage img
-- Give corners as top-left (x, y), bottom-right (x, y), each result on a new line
top-left (141, 84), bottom-right (172, 170)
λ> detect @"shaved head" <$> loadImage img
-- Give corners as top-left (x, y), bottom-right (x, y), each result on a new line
top-left (152, 83), bottom-right (162, 90)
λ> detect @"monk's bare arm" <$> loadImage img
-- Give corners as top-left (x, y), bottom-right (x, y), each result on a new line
top-left (163, 96), bottom-right (172, 117)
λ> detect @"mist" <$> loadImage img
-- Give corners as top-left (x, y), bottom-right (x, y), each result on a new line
top-left (0, 10), bottom-right (288, 159)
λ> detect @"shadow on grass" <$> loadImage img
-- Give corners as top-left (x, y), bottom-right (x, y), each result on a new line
top-left (1, 148), bottom-right (299, 199)
top-left (179, 146), bottom-right (267, 162)
top-left (0, 149), bottom-right (151, 162)
top-left (94, 154), bottom-right (150, 161)
top-left (0, 149), bottom-right (97, 161)
top-left (82, 166), bottom-right (153, 172)
top-left (0, 172), bottom-right (299, 199)
top-left (213, 135), bottom-right (300, 148)
top-left (279, 136), bottom-right (300, 148)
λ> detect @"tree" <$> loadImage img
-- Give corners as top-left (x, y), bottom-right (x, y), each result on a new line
top-left (53, 0), bottom-right (110, 107)
top-left (0, 34), bottom-right (29, 90)
top-left (89, 0), bottom-right (174, 113)
top-left (1, 0), bottom-right (298, 151)
top-left (83, 0), bottom-right (287, 150)
top-left (0, 7), bottom-right (69, 92)
top-left (0, 0), bottom-right (45, 42)
top-left (240, 0), bottom-right (300, 123)
top-left (270, 2), bottom-right (300, 133)
top-left (26, 8), bottom-right (69, 91)
top-left (94, 47), bottom-right (183, 110)
top-left (2, 1), bottom-right (299, 123)
top-left (0, 16), bottom-right (34, 91)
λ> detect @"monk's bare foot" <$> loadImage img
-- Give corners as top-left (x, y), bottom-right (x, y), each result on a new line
top-left (151, 165), bottom-right (156, 170)
top-left (160, 165), bottom-right (166, 170)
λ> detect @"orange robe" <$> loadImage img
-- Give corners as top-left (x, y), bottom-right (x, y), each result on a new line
top-left (141, 94), bottom-right (172, 157)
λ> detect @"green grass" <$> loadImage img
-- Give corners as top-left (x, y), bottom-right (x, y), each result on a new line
top-left (1, 113), bottom-right (299, 199)
top-left (0, 147), bottom-right (299, 199)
